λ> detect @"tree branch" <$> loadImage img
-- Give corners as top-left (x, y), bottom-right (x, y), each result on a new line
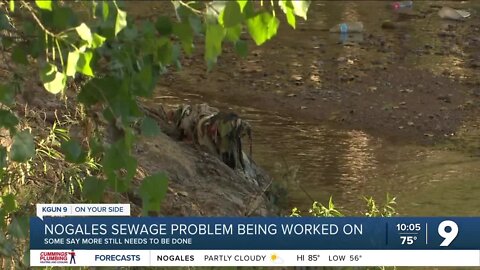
top-left (20, 0), bottom-right (56, 38)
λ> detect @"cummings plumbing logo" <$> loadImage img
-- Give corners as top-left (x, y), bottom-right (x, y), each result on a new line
top-left (39, 251), bottom-right (68, 264)
top-left (39, 250), bottom-right (76, 264)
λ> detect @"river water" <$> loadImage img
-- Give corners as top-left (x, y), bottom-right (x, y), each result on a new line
top-left (152, 89), bottom-right (480, 217)
top-left (129, 1), bottom-right (480, 216)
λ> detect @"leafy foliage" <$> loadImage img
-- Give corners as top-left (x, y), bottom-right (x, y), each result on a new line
top-left (60, 139), bottom-right (86, 163)
top-left (82, 176), bottom-right (107, 203)
top-left (290, 194), bottom-right (398, 217)
top-left (40, 63), bottom-right (67, 94)
top-left (9, 131), bottom-right (35, 162)
top-left (139, 172), bottom-right (169, 215)
top-left (246, 11), bottom-right (280, 45)
top-left (35, 0), bottom-right (52, 11)
top-left (0, 0), bottom-right (310, 266)
top-left (364, 194), bottom-right (398, 217)
top-left (140, 117), bottom-right (161, 137)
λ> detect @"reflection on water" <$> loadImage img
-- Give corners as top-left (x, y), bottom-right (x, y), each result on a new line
top-left (152, 88), bottom-right (480, 216)
top-left (249, 110), bottom-right (480, 216)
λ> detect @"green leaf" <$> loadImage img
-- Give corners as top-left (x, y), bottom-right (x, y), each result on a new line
top-left (242, 1), bottom-right (256, 19)
top-left (0, 209), bottom-right (5, 229)
top-left (246, 11), bottom-right (279, 45)
top-left (76, 51), bottom-right (94, 76)
top-left (157, 38), bottom-right (174, 65)
top-left (61, 139), bottom-right (85, 163)
top-left (35, 0), bottom-right (52, 11)
top-left (279, 0), bottom-right (296, 29)
top-left (9, 131), bottom-right (35, 162)
top-left (106, 96), bottom-right (142, 125)
top-left (27, 35), bottom-right (44, 58)
top-left (66, 51), bottom-right (80, 77)
top-left (225, 24), bottom-right (242, 42)
top-left (0, 84), bottom-right (15, 105)
top-left (88, 135), bottom-right (104, 158)
top-left (102, 139), bottom-right (137, 192)
top-left (285, 7), bottom-right (296, 28)
top-left (141, 117), bottom-right (161, 137)
top-left (106, 155), bottom-right (137, 193)
top-left (220, 1), bottom-right (243, 28)
top-left (133, 65), bottom-right (155, 97)
top-left (115, 8), bottom-right (127, 36)
top-left (173, 22), bottom-right (194, 55)
top-left (188, 15), bottom-right (203, 35)
top-left (102, 1), bottom-right (109, 21)
top-left (1, 36), bottom-right (14, 49)
top-left (82, 176), bottom-right (106, 202)
top-left (141, 20), bottom-right (156, 39)
top-left (9, 0), bottom-right (14, 12)
top-left (206, 58), bottom-right (216, 71)
top-left (22, 247), bottom-right (30, 267)
top-left (0, 146), bottom-right (7, 169)
top-left (206, 1), bottom-right (226, 23)
top-left (174, 2), bottom-right (199, 23)
top-left (0, 146), bottom-right (6, 180)
top-left (174, 59), bottom-right (182, 71)
top-left (172, 43), bottom-right (181, 65)
top-left (291, 0), bottom-right (310, 20)
top-left (53, 6), bottom-right (78, 29)
top-left (0, 13), bottom-right (12, 30)
top-left (237, 0), bottom-right (248, 12)
top-left (155, 16), bottom-right (173, 36)
top-left (92, 33), bottom-right (106, 48)
top-left (12, 45), bottom-right (28, 65)
top-left (1, 194), bottom-right (17, 213)
top-left (235, 40), bottom-right (248, 58)
top-left (22, 21), bottom-right (36, 36)
top-left (139, 172), bottom-right (169, 215)
top-left (0, 109), bottom-right (18, 130)
top-left (205, 23), bottom-right (225, 63)
top-left (79, 76), bottom-right (120, 106)
top-left (123, 26), bottom-right (138, 41)
top-left (123, 127), bottom-right (136, 150)
top-left (8, 216), bottom-right (29, 239)
top-left (76, 23), bottom-right (92, 44)
top-left (40, 64), bottom-right (66, 94)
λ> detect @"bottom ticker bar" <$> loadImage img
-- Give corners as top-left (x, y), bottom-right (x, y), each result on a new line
top-left (30, 250), bottom-right (480, 267)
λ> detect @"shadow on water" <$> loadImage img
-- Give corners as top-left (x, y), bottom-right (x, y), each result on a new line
top-left (129, 1), bottom-right (480, 216)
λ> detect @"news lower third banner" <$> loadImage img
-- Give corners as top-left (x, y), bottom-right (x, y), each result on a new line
top-left (30, 204), bottom-right (480, 267)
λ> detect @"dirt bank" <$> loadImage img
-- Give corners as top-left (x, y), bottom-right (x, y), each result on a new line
top-left (131, 130), bottom-right (276, 216)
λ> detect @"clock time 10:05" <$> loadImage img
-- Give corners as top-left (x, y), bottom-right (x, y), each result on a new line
top-left (396, 223), bottom-right (421, 232)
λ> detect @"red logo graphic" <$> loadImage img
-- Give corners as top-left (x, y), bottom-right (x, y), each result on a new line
top-left (39, 250), bottom-right (76, 264)
top-left (68, 250), bottom-right (76, 264)
top-left (39, 251), bottom-right (68, 264)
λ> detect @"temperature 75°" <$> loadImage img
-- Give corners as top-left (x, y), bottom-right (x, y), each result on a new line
top-left (400, 235), bottom-right (417, 245)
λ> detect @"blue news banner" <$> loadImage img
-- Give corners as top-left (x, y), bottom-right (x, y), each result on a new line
top-left (30, 217), bottom-right (480, 250)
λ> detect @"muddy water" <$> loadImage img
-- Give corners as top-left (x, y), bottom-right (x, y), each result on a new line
top-left (280, 0), bottom-right (480, 81)
top-left (130, 1), bottom-right (480, 216)
top-left (152, 88), bottom-right (480, 216)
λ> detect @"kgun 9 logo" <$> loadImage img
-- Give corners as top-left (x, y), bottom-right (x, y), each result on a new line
top-left (438, 220), bottom-right (458, 247)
